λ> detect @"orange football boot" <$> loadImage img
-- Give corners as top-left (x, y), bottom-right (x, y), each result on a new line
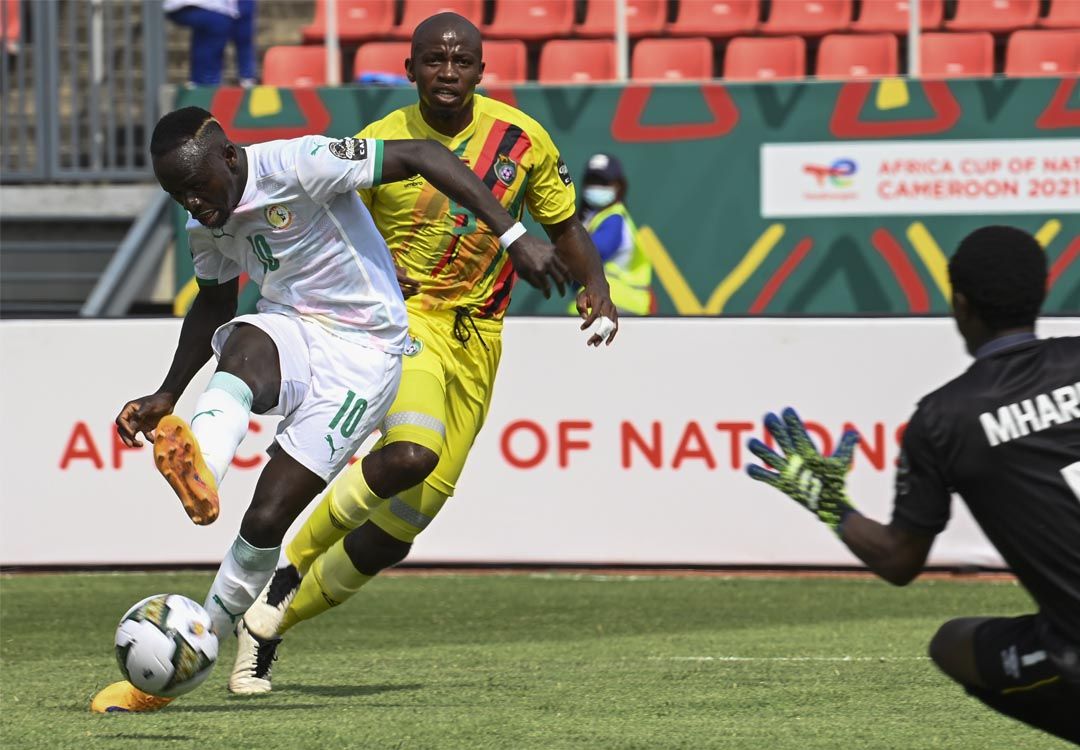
top-left (153, 414), bottom-right (220, 525)
top-left (90, 681), bottom-right (174, 713)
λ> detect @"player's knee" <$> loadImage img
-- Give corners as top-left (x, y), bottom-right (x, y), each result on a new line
top-left (343, 522), bottom-right (412, 576)
top-left (928, 619), bottom-right (976, 686)
top-left (383, 442), bottom-right (439, 487)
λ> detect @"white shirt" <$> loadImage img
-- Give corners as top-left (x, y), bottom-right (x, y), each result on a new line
top-left (186, 135), bottom-right (409, 354)
top-left (163, 0), bottom-right (239, 18)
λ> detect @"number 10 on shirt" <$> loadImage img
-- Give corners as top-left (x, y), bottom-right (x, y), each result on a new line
top-left (246, 234), bottom-right (279, 272)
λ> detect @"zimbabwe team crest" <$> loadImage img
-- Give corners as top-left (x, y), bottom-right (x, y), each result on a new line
top-left (265, 204), bottom-right (292, 230)
top-left (493, 154), bottom-right (517, 187)
top-left (403, 335), bottom-right (424, 357)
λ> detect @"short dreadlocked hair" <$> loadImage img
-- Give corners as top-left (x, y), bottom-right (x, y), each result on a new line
top-left (949, 226), bottom-right (1046, 331)
top-left (150, 107), bottom-right (224, 159)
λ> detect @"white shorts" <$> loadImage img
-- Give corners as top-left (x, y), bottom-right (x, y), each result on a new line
top-left (212, 312), bottom-right (401, 483)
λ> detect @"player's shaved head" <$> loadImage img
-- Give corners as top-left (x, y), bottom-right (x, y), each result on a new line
top-left (950, 225), bottom-right (1047, 333)
top-left (150, 106), bottom-right (228, 169)
top-left (411, 12), bottom-right (482, 57)
top-left (151, 107), bottom-right (247, 229)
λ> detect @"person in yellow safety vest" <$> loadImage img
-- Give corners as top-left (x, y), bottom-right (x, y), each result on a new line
top-left (572, 153), bottom-right (656, 316)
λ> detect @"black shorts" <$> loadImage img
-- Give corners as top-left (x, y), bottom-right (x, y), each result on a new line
top-left (974, 614), bottom-right (1080, 693)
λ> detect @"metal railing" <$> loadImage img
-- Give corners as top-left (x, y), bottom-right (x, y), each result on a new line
top-left (1, 0), bottom-right (165, 183)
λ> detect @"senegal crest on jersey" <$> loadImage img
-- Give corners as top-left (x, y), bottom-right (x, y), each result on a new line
top-left (265, 204), bottom-right (293, 230)
top-left (493, 154), bottom-right (517, 186)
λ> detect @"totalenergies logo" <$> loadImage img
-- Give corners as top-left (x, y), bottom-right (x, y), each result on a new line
top-left (803, 158), bottom-right (857, 188)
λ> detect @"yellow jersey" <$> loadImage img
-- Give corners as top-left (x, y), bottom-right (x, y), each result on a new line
top-left (355, 95), bottom-right (576, 320)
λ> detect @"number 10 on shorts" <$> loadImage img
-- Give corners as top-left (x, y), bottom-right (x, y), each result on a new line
top-left (329, 390), bottom-right (368, 438)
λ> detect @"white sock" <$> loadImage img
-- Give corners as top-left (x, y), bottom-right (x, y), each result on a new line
top-left (190, 371), bottom-right (253, 485)
top-left (204, 535), bottom-right (280, 637)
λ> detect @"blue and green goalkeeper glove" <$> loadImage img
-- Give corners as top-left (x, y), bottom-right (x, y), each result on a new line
top-left (746, 407), bottom-right (860, 534)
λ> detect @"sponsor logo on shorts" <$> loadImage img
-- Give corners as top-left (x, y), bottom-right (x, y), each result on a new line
top-left (403, 335), bottom-right (424, 357)
top-left (494, 154), bottom-right (518, 186)
top-left (325, 434), bottom-right (344, 462)
top-left (265, 204), bottom-right (293, 230)
top-left (329, 137), bottom-right (367, 161)
top-left (557, 157), bottom-right (573, 186)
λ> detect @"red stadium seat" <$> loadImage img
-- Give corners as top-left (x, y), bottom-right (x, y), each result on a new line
top-left (393, 0), bottom-right (484, 38)
top-left (851, 0), bottom-right (943, 32)
top-left (1005, 29), bottom-right (1080, 76)
top-left (918, 32), bottom-right (994, 77)
top-left (478, 40), bottom-right (528, 84)
top-left (538, 40), bottom-right (616, 83)
top-left (352, 42), bottom-right (411, 78)
top-left (302, 0), bottom-right (394, 43)
top-left (484, 0), bottom-right (574, 41)
top-left (574, 0), bottom-right (667, 38)
top-left (945, 0), bottom-right (1038, 31)
top-left (1039, 0), bottom-right (1080, 28)
top-left (760, 0), bottom-right (852, 35)
top-left (262, 46), bottom-right (330, 87)
top-left (723, 35), bottom-right (806, 80)
top-left (3, 0), bottom-right (20, 47)
top-left (631, 38), bottom-right (714, 80)
top-left (816, 33), bottom-right (899, 78)
top-left (666, 1), bottom-right (760, 38)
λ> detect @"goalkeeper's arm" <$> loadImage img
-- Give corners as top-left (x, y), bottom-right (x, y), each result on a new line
top-left (838, 515), bottom-right (934, 586)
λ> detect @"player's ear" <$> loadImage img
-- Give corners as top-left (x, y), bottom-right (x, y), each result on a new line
top-left (405, 57), bottom-right (415, 83)
top-left (223, 142), bottom-right (239, 172)
top-left (478, 60), bottom-right (485, 84)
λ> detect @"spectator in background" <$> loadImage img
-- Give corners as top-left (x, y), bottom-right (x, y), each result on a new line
top-left (576, 153), bottom-right (654, 316)
top-left (164, 0), bottom-right (256, 87)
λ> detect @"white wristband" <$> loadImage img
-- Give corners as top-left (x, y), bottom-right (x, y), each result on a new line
top-left (498, 222), bottom-right (527, 249)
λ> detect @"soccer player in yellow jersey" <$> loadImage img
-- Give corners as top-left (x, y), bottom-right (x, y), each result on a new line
top-left (228, 12), bottom-right (618, 692)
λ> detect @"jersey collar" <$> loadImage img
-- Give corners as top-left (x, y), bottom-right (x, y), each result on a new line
top-left (975, 331), bottom-right (1037, 359)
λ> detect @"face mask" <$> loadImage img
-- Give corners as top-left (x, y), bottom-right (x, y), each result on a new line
top-left (583, 185), bottom-right (617, 209)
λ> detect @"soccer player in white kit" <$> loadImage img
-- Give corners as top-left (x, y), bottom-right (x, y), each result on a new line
top-left (91, 106), bottom-right (571, 713)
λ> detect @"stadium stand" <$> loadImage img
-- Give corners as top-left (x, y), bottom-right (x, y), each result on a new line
top-left (850, 0), bottom-right (943, 32)
top-left (262, 45), bottom-right (330, 87)
top-left (1038, 0), bottom-right (1080, 28)
top-left (1004, 29), bottom-right (1080, 76)
top-left (723, 35), bottom-right (806, 80)
top-left (538, 39), bottom-right (617, 82)
top-left (631, 37), bottom-right (714, 80)
top-left (574, 0), bottom-right (668, 38)
top-left (301, 0), bottom-right (395, 43)
top-left (919, 31), bottom-right (995, 77)
top-left (392, 0), bottom-right (484, 38)
top-left (352, 41), bottom-right (411, 78)
top-left (816, 33), bottom-right (899, 78)
top-left (665, 0), bottom-right (760, 38)
top-left (944, 0), bottom-right (1039, 31)
top-left (759, 0), bottom-right (851, 36)
top-left (475, 39), bottom-right (529, 83)
top-left (484, 0), bottom-right (575, 41)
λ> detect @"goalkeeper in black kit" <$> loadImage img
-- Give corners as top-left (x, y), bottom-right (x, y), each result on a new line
top-left (746, 226), bottom-right (1080, 744)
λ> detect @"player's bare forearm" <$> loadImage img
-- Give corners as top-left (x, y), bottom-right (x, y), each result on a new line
top-left (157, 280), bottom-right (239, 400)
top-left (839, 513), bottom-right (934, 586)
top-left (381, 140), bottom-right (514, 235)
top-left (544, 216), bottom-right (609, 289)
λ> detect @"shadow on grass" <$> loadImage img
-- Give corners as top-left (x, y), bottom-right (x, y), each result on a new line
top-left (285, 682), bottom-right (423, 698)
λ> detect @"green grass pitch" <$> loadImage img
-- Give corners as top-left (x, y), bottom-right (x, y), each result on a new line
top-left (0, 570), bottom-right (1073, 749)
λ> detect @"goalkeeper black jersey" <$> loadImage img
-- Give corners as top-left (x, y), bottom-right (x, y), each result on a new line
top-left (891, 334), bottom-right (1080, 640)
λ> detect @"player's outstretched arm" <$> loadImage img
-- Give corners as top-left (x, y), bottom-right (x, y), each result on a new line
top-left (380, 139), bottom-right (571, 298)
top-left (745, 407), bottom-right (934, 585)
top-left (115, 280), bottom-right (238, 447)
top-left (544, 217), bottom-right (618, 346)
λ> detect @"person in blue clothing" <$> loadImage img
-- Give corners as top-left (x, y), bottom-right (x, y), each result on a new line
top-left (576, 153), bottom-right (654, 316)
top-left (164, 0), bottom-right (257, 87)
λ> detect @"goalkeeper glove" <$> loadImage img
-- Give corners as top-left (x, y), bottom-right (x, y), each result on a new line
top-left (746, 407), bottom-right (860, 534)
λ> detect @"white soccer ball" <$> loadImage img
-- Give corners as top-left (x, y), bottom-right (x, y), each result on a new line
top-left (114, 594), bottom-right (219, 698)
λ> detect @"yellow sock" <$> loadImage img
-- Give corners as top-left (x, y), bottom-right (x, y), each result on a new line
top-left (286, 461), bottom-right (386, 576)
top-left (279, 538), bottom-right (372, 633)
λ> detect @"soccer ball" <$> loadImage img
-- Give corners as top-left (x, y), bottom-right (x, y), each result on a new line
top-left (114, 594), bottom-right (219, 698)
